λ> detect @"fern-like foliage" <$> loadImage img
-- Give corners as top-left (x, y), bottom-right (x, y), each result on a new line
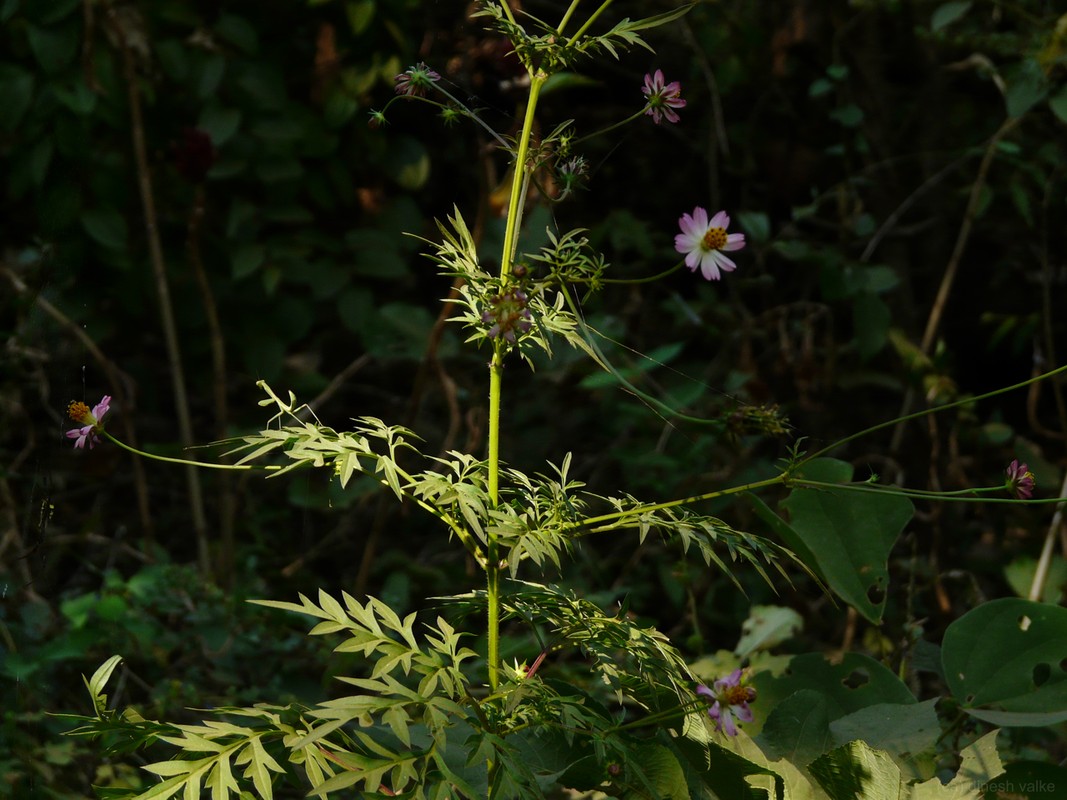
top-left (423, 207), bottom-right (595, 366)
top-left (472, 3), bottom-right (696, 72)
top-left (67, 594), bottom-right (486, 799)
top-left (583, 493), bottom-right (800, 592)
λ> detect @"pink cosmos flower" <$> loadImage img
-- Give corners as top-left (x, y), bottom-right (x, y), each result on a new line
top-left (66, 395), bottom-right (111, 450)
top-left (394, 63), bottom-right (441, 97)
top-left (641, 70), bottom-right (686, 124)
top-left (1006, 459), bottom-right (1035, 499)
top-left (675, 207), bottom-right (746, 280)
top-left (697, 669), bottom-right (756, 737)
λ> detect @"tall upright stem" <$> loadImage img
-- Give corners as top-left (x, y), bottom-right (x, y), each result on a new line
top-left (485, 71), bottom-right (547, 693)
top-left (486, 345), bottom-right (504, 691)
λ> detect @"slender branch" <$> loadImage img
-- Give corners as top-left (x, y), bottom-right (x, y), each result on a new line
top-left (100, 429), bottom-right (487, 568)
top-left (566, 0), bottom-right (614, 46)
top-left (556, 0), bottom-right (582, 34)
top-left (106, 3), bottom-right (211, 575)
top-left (791, 478), bottom-right (1064, 505)
top-left (572, 107), bottom-right (648, 144)
top-left (890, 116), bottom-right (1022, 452)
top-left (572, 476), bottom-right (785, 533)
top-left (802, 361), bottom-right (1067, 465)
top-left (186, 184), bottom-right (236, 581)
top-left (1028, 469), bottom-right (1067, 601)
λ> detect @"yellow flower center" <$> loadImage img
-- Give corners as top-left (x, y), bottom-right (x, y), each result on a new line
top-left (68, 401), bottom-right (91, 424)
top-left (702, 227), bottom-right (727, 251)
top-left (723, 684), bottom-right (752, 706)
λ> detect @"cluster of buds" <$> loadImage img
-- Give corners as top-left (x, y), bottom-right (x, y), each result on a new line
top-left (727, 403), bottom-right (790, 439)
top-left (555, 155), bottom-right (589, 198)
top-left (481, 286), bottom-right (532, 344)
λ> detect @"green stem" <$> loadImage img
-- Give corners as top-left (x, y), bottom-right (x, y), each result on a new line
top-left (500, 73), bottom-right (547, 280)
top-left (557, 0), bottom-right (582, 34)
top-left (566, 0), bottom-right (614, 46)
top-left (600, 260), bottom-right (684, 284)
top-left (425, 86), bottom-right (510, 148)
top-left (102, 430), bottom-right (270, 470)
top-left (101, 429), bottom-right (488, 566)
top-left (560, 284), bottom-right (725, 426)
top-left (571, 475), bottom-right (785, 532)
top-left (496, 0), bottom-right (519, 26)
top-left (486, 342), bottom-right (504, 691)
top-left (485, 73), bottom-right (547, 697)
top-left (792, 478), bottom-right (1064, 505)
top-left (798, 361), bottom-right (1067, 466)
top-left (572, 108), bottom-right (650, 144)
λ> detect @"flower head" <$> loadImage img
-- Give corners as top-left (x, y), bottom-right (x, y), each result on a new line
top-left (642, 70), bottom-right (686, 125)
top-left (696, 669), bottom-right (756, 737)
top-left (556, 155), bottom-right (589, 197)
top-left (66, 395), bottom-right (111, 450)
top-left (481, 287), bottom-right (532, 345)
top-left (675, 207), bottom-right (746, 281)
top-left (394, 63), bottom-right (441, 97)
top-left (1006, 459), bottom-right (1035, 499)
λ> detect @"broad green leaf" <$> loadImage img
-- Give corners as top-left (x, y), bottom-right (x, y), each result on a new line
top-left (737, 211), bottom-right (771, 244)
top-left (754, 652), bottom-right (916, 726)
top-left (215, 14), bottom-right (259, 54)
top-left (755, 688), bottom-right (833, 766)
top-left (0, 64), bottom-right (34, 132)
top-left (735, 605), bottom-right (803, 658)
top-left (231, 243), bottom-right (265, 279)
top-left (809, 740), bottom-right (904, 799)
top-left (942, 598), bottom-right (1067, 725)
top-left (81, 208), bottom-right (129, 251)
top-left (673, 717), bottom-right (782, 800)
top-left (345, 0), bottom-right (375, 34)
top-left (1003, 555), bottom-right (1067, 604)
top-left (198, 105), bottom-right (242, 146)
top-left (385, 136), bottom-right (429, 191)
top-left (853, 292), bottom-right (891, 360)
top-left (861, 266), bottom-right (900, 294)
top-left (1005, 60), bottom-right (1047, 119)
top-left (27, 23), bottom-right (79, 73)
top-left (912, 730), bottom-right (1002, 799)
top-left (931, 2), bottom-right (972, 32)
top-left (781, 458), bottom-right (913, 623)
top-left (627, 742), bottom-right (688, 799)
top-left (829, 699), bottom-right (940, 761)
top-left (1050, 86), bottom-right (1067, 125)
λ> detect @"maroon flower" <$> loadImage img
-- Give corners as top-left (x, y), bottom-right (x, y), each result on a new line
top-left (174, 128), bottom-right (217, 183)
top-left (394, 63), bottom-right (441, 97)
top-left (642, 70), bottom-right (686, 125)
top-left (1006, 459), bottom-right (1035, 499)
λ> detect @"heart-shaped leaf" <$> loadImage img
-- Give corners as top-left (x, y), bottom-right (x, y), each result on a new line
top-left (779, 458), bottom-right (914, 622)
top-left (942, 598), bottom-right (1067, 726)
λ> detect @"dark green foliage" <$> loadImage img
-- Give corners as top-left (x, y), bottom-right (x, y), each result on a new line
top-left (3, 0), bottom-right (1067, 796)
